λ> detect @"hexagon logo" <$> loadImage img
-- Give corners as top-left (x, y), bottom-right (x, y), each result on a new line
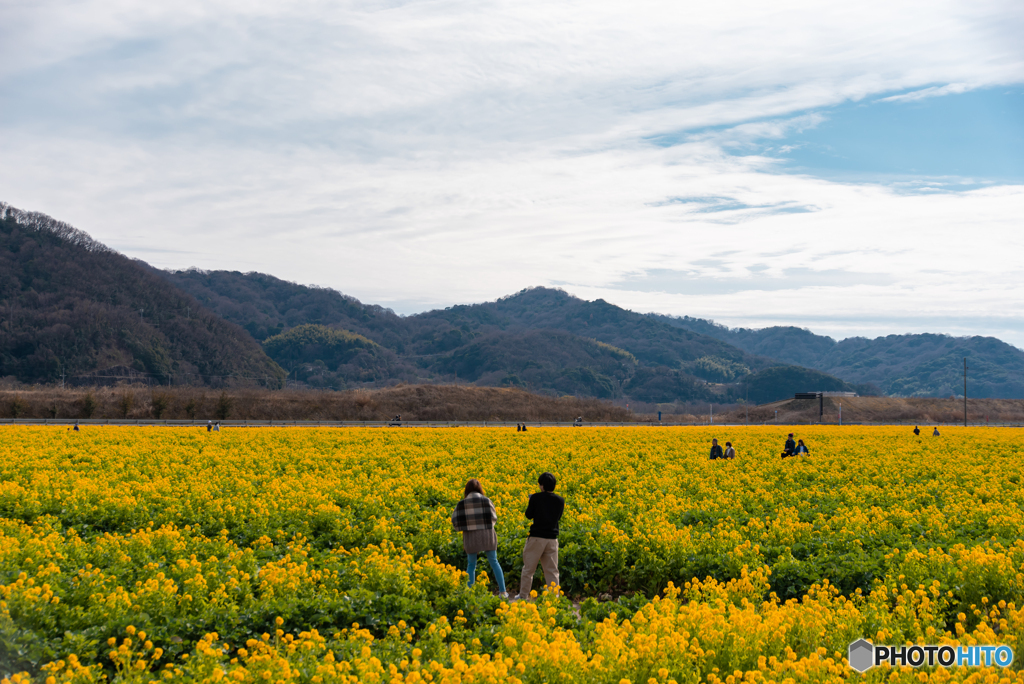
top-left (848, 639), bottom-right (875, 673)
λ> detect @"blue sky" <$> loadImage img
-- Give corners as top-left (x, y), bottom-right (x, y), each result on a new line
top-left (777, 87), bottom-right (1024, 182)
top-left (1, 0), bottom-right (1023, 346)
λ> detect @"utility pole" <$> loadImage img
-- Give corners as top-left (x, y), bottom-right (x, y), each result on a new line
top-left (963, 357), bottom-right (968, 427)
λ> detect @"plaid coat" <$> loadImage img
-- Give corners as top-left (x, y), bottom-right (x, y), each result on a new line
top-left (451, 492), bottom-right (497, 532)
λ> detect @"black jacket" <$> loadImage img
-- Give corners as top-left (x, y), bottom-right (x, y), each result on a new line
top-left (709, 445), bottom-right (724, 460)
top-left (525, 491), bottom-right (565, 539)
top-left (784, 438), bottom-right (796, 454)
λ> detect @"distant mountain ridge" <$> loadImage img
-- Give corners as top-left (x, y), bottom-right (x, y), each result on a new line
top-left (5, 201), bottom-right (1021, 401)
top-left (162, 269), bottom-right (782, 401)
top-left (658, 315), bottom-right (1024, 399)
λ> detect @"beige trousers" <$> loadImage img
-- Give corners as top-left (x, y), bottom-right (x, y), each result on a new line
top-left (519, 536), bottom-right (559, 598)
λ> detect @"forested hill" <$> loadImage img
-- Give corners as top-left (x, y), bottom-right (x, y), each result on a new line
top-left (0, 203), bottom-right (286, 387)
top-left (659, 315), bottom-right (1024, 399)
top-left (163, 270), bottom-right (801, 400)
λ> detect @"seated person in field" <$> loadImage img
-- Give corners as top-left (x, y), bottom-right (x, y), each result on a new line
top-left (724, 442), bottom-right (735, 459)
top-left (913, 425), bottom-right (920, 436)
top-left (933, 427), bottom-right (941, 436)
top-left (781, 433), bottom-right (796, 458)
top-left (709, 438), bottom-right (724, 460)
top-left (794, 439), bottom-right (809, 455)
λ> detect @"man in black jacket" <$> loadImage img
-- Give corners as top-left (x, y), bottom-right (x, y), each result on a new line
top-left (518, 472), bottom-right (565, 599)
top-left (781, 433), bottom-right (796, 458)
top-left (709, 439), bottom-right (724, 460)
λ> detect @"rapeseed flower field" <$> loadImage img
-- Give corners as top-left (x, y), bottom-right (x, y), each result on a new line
top-left (2, 425), bottom-right (1024, 683)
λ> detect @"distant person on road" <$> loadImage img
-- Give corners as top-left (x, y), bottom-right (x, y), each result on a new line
top-left (451, 479), bottom-right (508, 599)
top-left (724, 442), bottom-right (736, 459)
top-left (519, 472), bottom-right (564, 600)
top-left (781, 433), bottom-right (796, 458)
top-left (795, 439), bottom-right (809, 455)
top-left (914, 426), bottom-right (920, 436)
top-left (709, 438), bottom-right (724, 460)
top-left (933, 427), bottom-right (941, 436)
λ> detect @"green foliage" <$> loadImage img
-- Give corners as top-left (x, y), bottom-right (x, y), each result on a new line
top-left (150, 392), bottom-right (170, 419)
top-left (8, 394), bottom-right (26, 418)
top-left (215, 391), bottom-right (233, 420)
top-left (116, 391), bottom-right (135, 418)
top-left (80, 391), bottom-right (97, 418)
top-left (587, 339), bottom-right (637, 364)
top-left (623, 366), bottom-right (712, 403)
top-left (263, 324), bottom-right (378, 370)
top-left (689, 355), bottom-right (750, 382)
top-left (262, 324), bottom-right (391, 389)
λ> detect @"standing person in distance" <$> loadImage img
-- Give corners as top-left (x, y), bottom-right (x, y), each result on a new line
top-left (519, 472), bottom-right (564, 600)
top-left (913, 425), bottom-right (921, 436)
top-left (709, 438), bottom-right (724, 460)
top-left (451, 479), bottom-right (508, 598)
top-left (723, 441), bottom-right (736, 459)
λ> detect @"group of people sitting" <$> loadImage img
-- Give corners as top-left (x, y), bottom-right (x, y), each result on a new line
top-left (450, 472), bottom-right (564, 600)
top-left (708, 439), bottom-right (736, 459)
top-left (516, 423), bottom-right (529, 431)
top-left (781, 433), bottom-right (810, 457)
top-left (708, 433), bottom-right (810, 460)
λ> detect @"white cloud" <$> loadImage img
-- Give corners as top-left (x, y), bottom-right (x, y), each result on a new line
top-left (879, 83), bottom-right (978, 103)
top-left (1, 0), bottom-right (1023, 344)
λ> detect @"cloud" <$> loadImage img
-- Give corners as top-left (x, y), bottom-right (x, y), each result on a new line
top-left (1, 0), bottom-right (1023, 344)
top-left (879, 83), bottom-right (979, 103)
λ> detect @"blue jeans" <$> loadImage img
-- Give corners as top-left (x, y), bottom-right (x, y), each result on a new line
top-left (467, 550), bottom-right (506, 593)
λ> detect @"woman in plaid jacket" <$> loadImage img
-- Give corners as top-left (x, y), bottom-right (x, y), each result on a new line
top-left (451, 479), bottom-right (508, 598)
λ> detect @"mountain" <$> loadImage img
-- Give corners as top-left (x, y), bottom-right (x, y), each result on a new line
top-left (163, 270), bottom-right (806, 400)
top-left (660, 316), bottom-right (1024, 399)
top-left (0, 203), bottom-right (286, 387)
top-left (0, 201), bottom-right (917, 402)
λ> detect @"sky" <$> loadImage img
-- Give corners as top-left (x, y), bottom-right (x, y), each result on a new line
top-left (2, 0), bottom-right (1023, 345)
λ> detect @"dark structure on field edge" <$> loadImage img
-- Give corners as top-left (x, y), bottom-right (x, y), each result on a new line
top-left (795, 391), bottom-right (858, 422)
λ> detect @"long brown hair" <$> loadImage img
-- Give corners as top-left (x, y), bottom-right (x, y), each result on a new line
top-left (464, 478), bottom-right (484, 498)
